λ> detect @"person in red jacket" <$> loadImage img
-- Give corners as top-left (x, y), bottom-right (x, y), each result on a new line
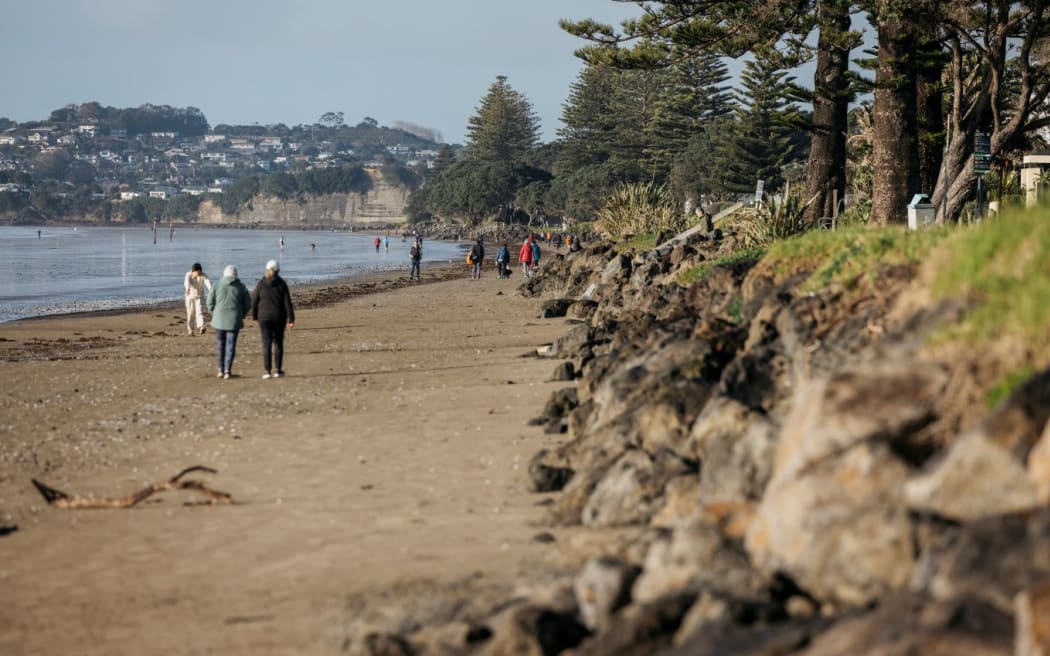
top-left (518, 236), bottom-right (535, 278)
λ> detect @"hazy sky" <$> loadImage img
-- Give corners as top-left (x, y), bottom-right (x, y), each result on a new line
top-left (0, 0), bottom-right (643, 144)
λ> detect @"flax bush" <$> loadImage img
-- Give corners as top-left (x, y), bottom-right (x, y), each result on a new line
top-left (737, 191), bottom-right (816, 247)
top-left (595, 182), bottom-right (687, 238)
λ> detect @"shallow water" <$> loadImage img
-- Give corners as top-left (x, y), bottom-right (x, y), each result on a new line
top-left (0, 226), bottom-right (463, 322)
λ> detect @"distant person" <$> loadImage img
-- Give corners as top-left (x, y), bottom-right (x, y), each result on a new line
top-left (374, 236), bottom-right (381, 253)
top-left (569, 232), bottom-right (582, 252)
top-left (37, 229), bottom-right (41, 239)
top-left (531, 237), bottom-right (542, 275)
top-left (310, 243), bottom-right (316, 253)
top-left (518, 237), bottom-right (534, 278)
top-left (279, 236), bottom-right (285, 251)
top-left (207, 265), bottom-right (251, 380)
top-left (251, 259), bottom-right (295, 379)
top-left (384, 235), bottom-right (389, 252)
top-left (409, 240), bottom-right (422, 281)
top-left (696, 206), bottom-right (714, 233)
top-left (495, 242), bottom-right (510, 279)
top-left (468, 236), bottom-right (485, 280)
top-left (183, 262), bottom-right (213, 336)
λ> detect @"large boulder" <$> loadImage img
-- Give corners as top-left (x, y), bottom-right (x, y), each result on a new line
top-left (582, 449), bottom-right (692, 527)
top-left (687, 395), bottom-right (777, 503)
top-left (632, 521), bottom-right (761, 604)
top-left (904, 429), bottom-right (1038, 521)
top-left (573, 557), bottom-right (640, 632)
top-left (746, 358), bottom-right (949, 606)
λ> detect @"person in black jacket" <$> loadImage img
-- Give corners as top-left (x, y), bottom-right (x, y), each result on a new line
top-left (469, 236), bottom-right (485, 280)
top-left (251, 259), bottom-right (295, 379)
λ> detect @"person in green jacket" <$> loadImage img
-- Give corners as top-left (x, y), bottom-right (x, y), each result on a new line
top-left (207, 264), bottom-right (252, 379)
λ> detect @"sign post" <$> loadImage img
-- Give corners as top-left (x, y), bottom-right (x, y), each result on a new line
top-left (974, 132), bottom-right (991, 222)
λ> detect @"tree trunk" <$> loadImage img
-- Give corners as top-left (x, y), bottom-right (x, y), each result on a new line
top-left (803, 0), bottom-right (852, 226)
top-left (870, 2), bottom-right (920, 225)
top-left (916, 37), bottom-right (946, 196)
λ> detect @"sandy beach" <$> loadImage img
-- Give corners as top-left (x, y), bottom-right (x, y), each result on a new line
top-left (0, 265), bottom-right (571, 655)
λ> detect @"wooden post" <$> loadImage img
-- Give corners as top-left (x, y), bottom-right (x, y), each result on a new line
top-left (832, 189), bottom-right (839, 230)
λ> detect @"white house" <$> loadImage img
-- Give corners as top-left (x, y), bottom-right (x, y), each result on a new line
top-left (1021, 151), bottom-right (1050, 207)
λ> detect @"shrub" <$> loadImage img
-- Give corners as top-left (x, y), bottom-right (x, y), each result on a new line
top-left (736, 191), bottom-right (816, 247)
top-left (595, 182), bottom-right (687, 238)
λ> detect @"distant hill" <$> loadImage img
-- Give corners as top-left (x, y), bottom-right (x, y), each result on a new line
top-left (10, 102), bottom-right (441, 150)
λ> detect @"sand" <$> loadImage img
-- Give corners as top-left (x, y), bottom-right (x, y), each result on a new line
top-left (0, 266), bottom-right (572, 655)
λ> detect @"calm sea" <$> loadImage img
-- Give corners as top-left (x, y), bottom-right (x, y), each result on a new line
top-left (0, 226), bottom-right (465, 323)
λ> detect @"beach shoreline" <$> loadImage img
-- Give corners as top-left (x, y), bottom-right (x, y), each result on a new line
top-left (0, 264), bottom-right (570, 655)
top-left (2, 262), bottom-right (467, 326)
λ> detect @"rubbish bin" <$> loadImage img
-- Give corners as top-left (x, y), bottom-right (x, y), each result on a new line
top-left (907, 194), bottom-right (935, 230)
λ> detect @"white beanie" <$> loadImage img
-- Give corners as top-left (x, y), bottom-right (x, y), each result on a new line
top-left (223, 265), bottom-right (238, 279)
top-left (265, 259), bottom-right (279, 273)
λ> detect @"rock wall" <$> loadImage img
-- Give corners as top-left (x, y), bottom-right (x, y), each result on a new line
top-left (199, 168), bottom-right (410, 227)
top-left (341, 226), bottom-right (1050, 655)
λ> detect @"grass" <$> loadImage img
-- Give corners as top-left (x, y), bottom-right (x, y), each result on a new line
top-left (677, 247), bottom-right (766, 286)
top-left (759, 224), bottom-right (953, 294)
top-left (615, 232), bottom-right (659, 253)
top-left (667, 203), bottom-right (1050, 409)
top-left (676, 203), bottom-right (1050, 375)
top-left (931, 205), bottom-right (1050, 342)
top-left (985, 366), bottom-right (1037, 409)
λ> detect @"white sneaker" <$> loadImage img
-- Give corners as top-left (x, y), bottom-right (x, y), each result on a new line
top-left (262, 373), bottom-right (272, 379)
top-left (275, 371), bottom-right (285, 378)
top-left (223, 372), bottom-right (230, 379)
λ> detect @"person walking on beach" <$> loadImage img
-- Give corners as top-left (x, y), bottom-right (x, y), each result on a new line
top-left (374, 236), bottom-right (382, 253)
top-left (183, 262), bottom-right (213, 335)
top-left (279, 236), bottom-right (285, 251)
top-left (495, 242), bottom-right (510, 279)
top-left (468, 236), bottom-right (485, 280)
top-left (518, 236), bottom-right (534, 278)
top-left (409, 240), bottom-right (422, 281)
top-left (384, 235), bottom-right (389, 252)
top-left (251, 259), bottom-right (295, 379)
top-left (207, 265), bottom-right (251, 379)
top-left (531, 237), bottom-right (542, 276)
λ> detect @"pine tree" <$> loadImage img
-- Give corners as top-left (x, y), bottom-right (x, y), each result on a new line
top-left (552, 63), bottom-right (661, 218)
top-left (465, 76), bottom-right (540, 164)
top-left (713, 56), bottom-right (803, 195)
top-left (557, 63), bottom-right (622, 171)
top-left (646, 51), bottom-right (733, 182)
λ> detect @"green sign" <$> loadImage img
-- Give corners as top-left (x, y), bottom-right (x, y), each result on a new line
top-left (974, 153), bottom-right (991, 174)
top-left (974, 132), bottom-right (991, 174)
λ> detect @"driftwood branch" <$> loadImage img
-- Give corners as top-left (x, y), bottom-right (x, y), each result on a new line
top-left (31, 466), bottom-right (234, 509)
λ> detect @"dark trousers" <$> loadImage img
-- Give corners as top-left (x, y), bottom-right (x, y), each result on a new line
top-left (259, 320), bottom-right (286, 373)
top-left (409, 259), bottom-right (420, 280)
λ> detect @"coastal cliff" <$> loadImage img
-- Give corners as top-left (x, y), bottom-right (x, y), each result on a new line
top-left (343, 210), bottom-right (1050, 655)
top-left (198, 168), bottom-right (410, 227)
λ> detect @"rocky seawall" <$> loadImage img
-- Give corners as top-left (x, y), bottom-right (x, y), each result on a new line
top-left (344, 224), bottom-right (1050, 655)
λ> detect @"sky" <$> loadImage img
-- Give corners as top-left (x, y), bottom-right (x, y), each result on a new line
top-left (0, 0), bottom-right (644, 144)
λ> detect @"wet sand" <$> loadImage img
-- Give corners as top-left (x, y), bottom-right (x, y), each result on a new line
top-left (0, 265), bottom-right (570, 655)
